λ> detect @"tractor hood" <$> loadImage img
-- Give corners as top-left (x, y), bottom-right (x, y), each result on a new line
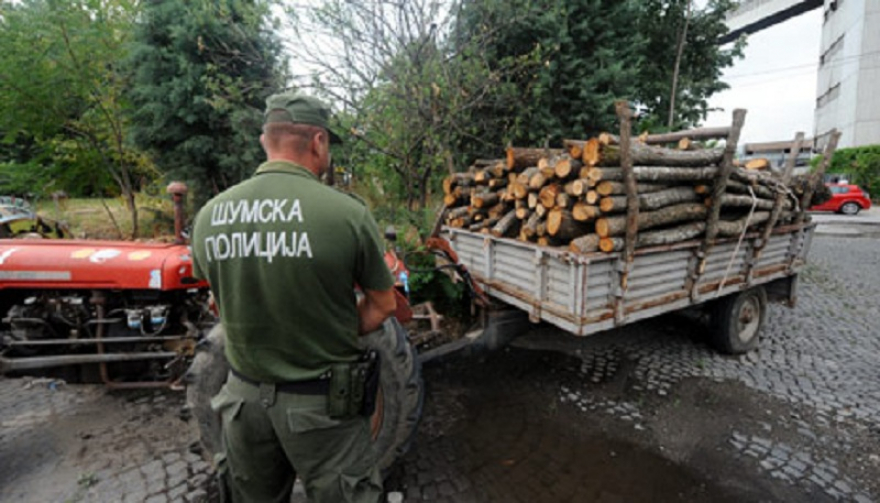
top-left (0, 239), bottom-right (207, 291)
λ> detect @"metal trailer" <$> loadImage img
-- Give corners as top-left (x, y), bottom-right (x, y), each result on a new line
top-left (442, 221), bottom-right (816, 353)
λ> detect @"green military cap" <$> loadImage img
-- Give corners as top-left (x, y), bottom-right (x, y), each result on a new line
top-left (264, 92), bottom-right (342, 144)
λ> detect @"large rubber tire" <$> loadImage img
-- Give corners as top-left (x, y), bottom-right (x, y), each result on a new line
top-left (184, 318), bottom-right (424, 474)
top-left (709, 286), bottom-right (767, 355)
top-left (185, 324), bottom-right (228, 460)
top-left (839, 202), bottom-right (861, 215)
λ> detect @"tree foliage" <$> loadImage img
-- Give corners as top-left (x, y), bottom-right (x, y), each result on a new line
top-left (634, 0), bottom-right (744, 131)
top-left (455, 0), bottom-right (646, 147)
top-left (126, 0), bottom-right (288, 207)
top-left (0, 0), bottom-right (147, 236)
top-left (826, 145), bottom-right (880, 201)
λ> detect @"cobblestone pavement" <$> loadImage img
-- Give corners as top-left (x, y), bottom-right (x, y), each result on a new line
top-left (2, 234), bottom-right (878, 502)
top-left (387, 234), bottom-right (880, 501)
top-left (0, 382), bottom-right (210, 502)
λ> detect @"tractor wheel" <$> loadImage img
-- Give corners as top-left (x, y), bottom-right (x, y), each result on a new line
top-left (361, 317), bottom-right (424, 473)
top-left (185, 324), bottom-right (228, 460)
top-left (185, 318), bottom-right (424, 474)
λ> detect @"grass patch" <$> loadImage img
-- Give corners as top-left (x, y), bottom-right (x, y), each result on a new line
top-left (35, 193), bottom-right (177, 241)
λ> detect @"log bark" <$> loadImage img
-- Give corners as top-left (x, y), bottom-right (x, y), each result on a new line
top-left (598, 221), bottom-right (706, 252)
top-left (598, 126), bottom-right (731, 146)
top-left (547, 208), bottom-right (591, 240)
top-left (725, 179), bottom-right (776, 200)
top-left (595, 181), bottom-right (667, 196)
top-left (595, 202), bottom-right (708, 238)
top-left (523, 212), bottom-right (543, 238)
top-left (714, 211), bottom-right (793, 237)
top-left (585, 141), bottom-right (724, 167)
top-left (506, 147), bottom-right (565, 171)
top-left (491, 209), bottom-right (519, 238)
top-left (713, 194), bottom-right (791, 211)
top-left (600, 187), bottom-right (701, 213)
top-left (593, 166), bottom-right (720, 183)
top-left (471, 191), bottom-right (500, 208)
top-left (569, 234), bottom-right (601, 254)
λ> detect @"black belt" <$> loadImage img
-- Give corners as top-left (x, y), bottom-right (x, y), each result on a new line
top-left (230, 367), bottom-right (330, 395)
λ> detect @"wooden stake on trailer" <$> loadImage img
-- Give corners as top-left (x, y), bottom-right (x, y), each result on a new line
top-left (795, 130), bottom-right (840, 225)
top-left (617, 100), bottom-right (638, 299)
top-left (698, 109), bottom-right (747, 275)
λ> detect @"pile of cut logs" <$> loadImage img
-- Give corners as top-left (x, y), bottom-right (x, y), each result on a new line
top-left (442, 108), bottom-right (837, 255)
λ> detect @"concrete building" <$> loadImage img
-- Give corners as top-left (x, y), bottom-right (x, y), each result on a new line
top-left (726, 0), bottom-right (880, 149)
top-left (813, 0), bottom-right (880, 148)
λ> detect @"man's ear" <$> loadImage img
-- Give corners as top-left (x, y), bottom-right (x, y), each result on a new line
top-left (259, 133), bottom-right (267, 150)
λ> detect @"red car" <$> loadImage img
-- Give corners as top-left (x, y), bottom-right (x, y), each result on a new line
top-left (810, 184), bottom-right (872, 215)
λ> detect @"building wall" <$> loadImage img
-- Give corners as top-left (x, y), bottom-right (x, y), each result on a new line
top-left (814, 0), bottom-right (880, 148)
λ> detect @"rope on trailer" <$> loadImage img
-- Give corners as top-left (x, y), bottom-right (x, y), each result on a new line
top-left (716, 186), bottom-right (759, 298)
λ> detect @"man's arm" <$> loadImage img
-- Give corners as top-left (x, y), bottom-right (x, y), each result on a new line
top-left (357, 287), bottom-right (397, 335)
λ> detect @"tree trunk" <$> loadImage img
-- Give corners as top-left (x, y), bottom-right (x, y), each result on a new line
top-left (600, 186), bottom-right (700, 213)
top-left (595, 202), bottom-right (708, 237)
top-left (590, 142), bottom-right (723, 167)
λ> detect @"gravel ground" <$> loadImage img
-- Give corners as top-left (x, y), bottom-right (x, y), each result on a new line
top-left (0, 234), bottom-right (878, 502)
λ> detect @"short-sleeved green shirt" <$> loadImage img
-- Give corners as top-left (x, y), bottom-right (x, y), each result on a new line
top-left (191, 160), bottom-right (394, 382)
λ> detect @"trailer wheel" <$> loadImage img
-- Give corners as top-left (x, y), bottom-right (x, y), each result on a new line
top-left (184, 318), bottom-right (424, 474)
top-left (709, 287), bottom-right (767, 355)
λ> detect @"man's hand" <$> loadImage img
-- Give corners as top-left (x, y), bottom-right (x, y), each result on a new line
top-left (358, 287), bottom-right (397, 335)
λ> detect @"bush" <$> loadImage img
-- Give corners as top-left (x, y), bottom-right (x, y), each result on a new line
top-left (826, 145), bottom-right (880, 201)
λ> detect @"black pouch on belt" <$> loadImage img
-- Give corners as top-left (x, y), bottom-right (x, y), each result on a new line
top-left (359, 350), bottom-right (381, 417)
top-left (328, 362), bottom-right (352, 418)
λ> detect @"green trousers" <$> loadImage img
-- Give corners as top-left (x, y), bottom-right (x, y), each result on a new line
top-left (211, 372), bottom-right (383, 503)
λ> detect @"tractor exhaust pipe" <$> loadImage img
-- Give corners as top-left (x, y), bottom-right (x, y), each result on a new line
top-left (166, 182), bottom-right (189, 245)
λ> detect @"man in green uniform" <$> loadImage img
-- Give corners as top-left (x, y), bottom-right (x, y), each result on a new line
top-left (191, 92), bottom-right (396, 503)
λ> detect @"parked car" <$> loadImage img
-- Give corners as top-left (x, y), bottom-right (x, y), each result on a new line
top-left (809, 184), bottom-right (872, 215)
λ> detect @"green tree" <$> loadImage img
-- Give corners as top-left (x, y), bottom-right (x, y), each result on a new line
top-left (633, 0), bottom-right (744, 131)
top-left (454, 0), bottom-right (646, 147)
top-left (826, 145), bottom-right (880, 201)
top-left (0, 0), bottom-right (146, 236)
top-left (126, 0), bottom-right (288, 207)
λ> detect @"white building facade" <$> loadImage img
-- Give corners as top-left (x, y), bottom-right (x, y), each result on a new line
top-left (813, 0), bottom-right (880, 148)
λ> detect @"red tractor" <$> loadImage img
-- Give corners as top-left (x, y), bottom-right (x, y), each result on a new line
top-left (0, 184), bottom-right (215, 387)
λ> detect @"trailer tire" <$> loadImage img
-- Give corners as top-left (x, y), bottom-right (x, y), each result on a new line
top-left (709, 286), bottom-right (767, 355)
top-left (184, 318), bottom-right (424, 474)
